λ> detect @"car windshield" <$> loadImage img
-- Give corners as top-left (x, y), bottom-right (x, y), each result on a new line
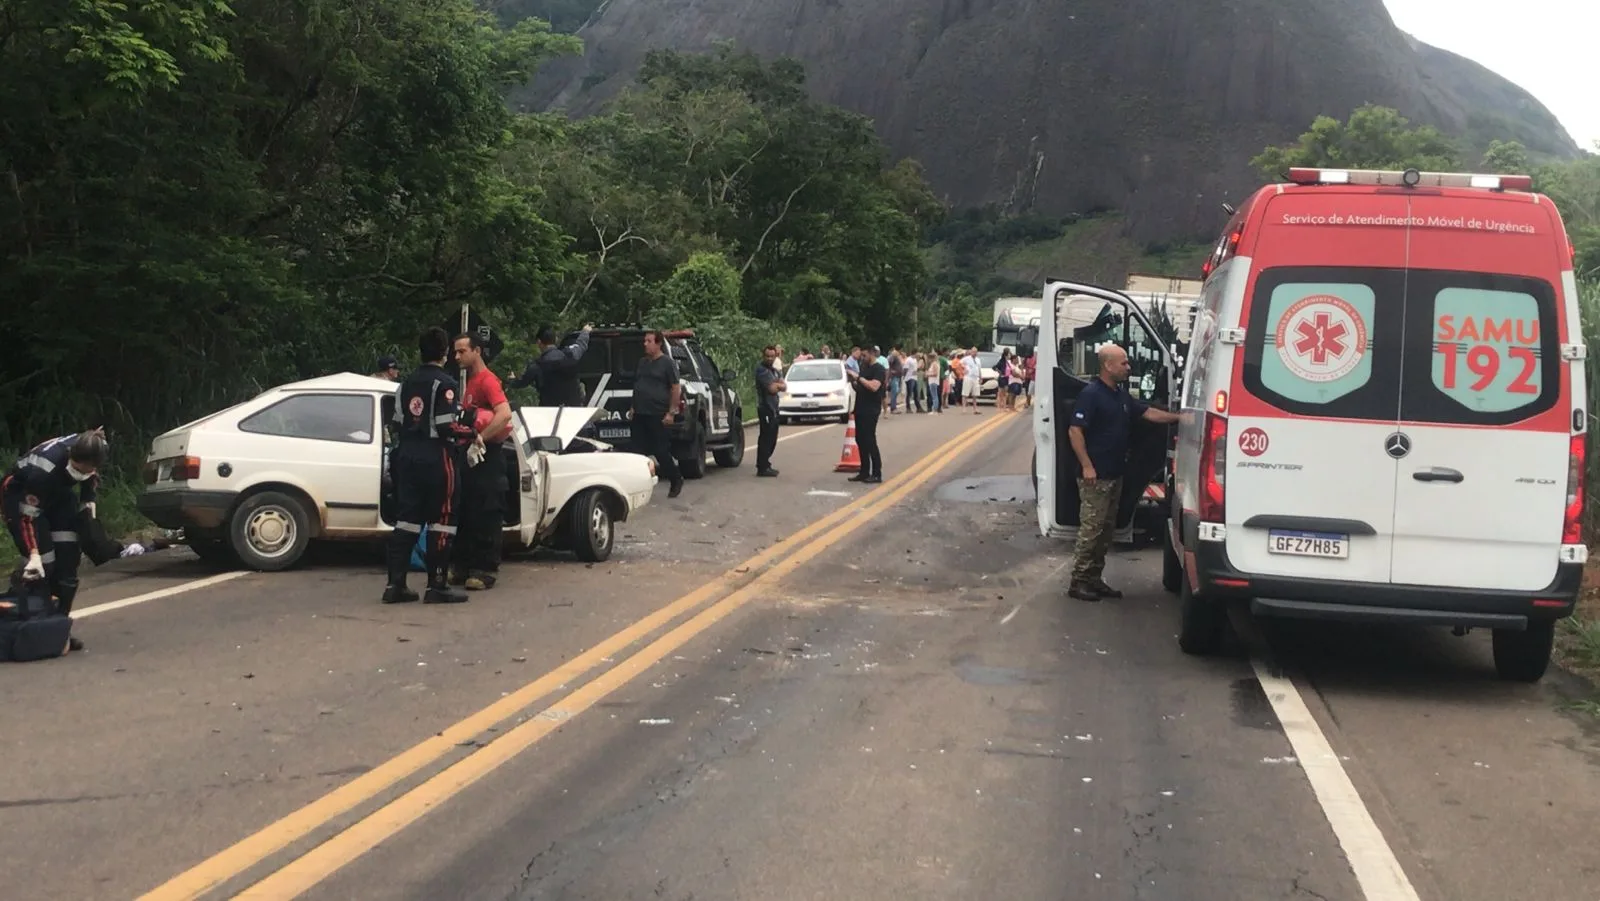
top-left (977, 352), bottom-right (1001, 368)
top-left (786, 362), bottom-right (841, 381)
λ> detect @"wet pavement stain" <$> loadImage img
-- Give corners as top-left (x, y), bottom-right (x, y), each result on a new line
top-left (952, 654), bottom-right (1048, 686)
top-left (933, 475), bottom-right (1035, 504)
top-left (1230, 677), bottom-right (1281, 731)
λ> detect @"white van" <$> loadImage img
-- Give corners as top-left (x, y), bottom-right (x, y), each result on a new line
top-left (1163, 167), bottom-right (1588, 682)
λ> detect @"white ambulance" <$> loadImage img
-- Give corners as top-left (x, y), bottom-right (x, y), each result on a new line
top-left (1162, 167), bottom-right (1588, 682)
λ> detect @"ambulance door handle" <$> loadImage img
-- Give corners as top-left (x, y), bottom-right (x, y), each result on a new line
top-left (1412, 467), bottom-right (1464, 483)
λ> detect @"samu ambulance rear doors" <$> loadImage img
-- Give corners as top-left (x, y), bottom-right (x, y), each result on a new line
top-left (1386, 191), bottom-right (1573, 591)
top-left (1224, 191), bottom-right (1411, 585)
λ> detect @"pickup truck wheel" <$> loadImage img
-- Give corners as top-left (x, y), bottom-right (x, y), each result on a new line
top-left (713, 418), bottom-right (745, 468)
top-left (1161, 523), bottom-right (1182, 595)
top-left (1492, 621), bottom-right (1555, 682)
top-left (1177, 576), bottom-right (1225, 656)
top-left (679, 424), bottom-right (708, 479)
top-left (229, 490), bottom-right (311, 572)
top-left (569, 489), bottom-right (614, 563)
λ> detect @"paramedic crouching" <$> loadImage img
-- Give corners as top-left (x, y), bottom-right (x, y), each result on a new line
top-left (2, 429), bottom-right (110, 648)
top-left (1067, 344), bottom-right (1180, 602)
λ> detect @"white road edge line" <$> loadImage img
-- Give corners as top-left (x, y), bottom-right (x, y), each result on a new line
top-left (999, 604), bottom-right (1020, 625)
top-left (775, 424), bottom-right (829, 444)
top-left (1251, 658), bottom-right (1421, 901)
top-left (73, 571), bottom-right (250, 620)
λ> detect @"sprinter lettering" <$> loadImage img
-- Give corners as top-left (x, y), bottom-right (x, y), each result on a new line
top-left (1435, 316), bottom-right (1539, 345)
top-left (1436, 343), bottom-right (1539, 394)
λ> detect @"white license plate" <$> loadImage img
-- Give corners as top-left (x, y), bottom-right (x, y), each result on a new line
top-left (598, 427), bottom-right (631, 441)
top-left (157, 461), bottom-right (172, 481)
top-left (1267, 529), bottom-right (1348, 559)
top-left (801, 400), bottom-right (819, 408)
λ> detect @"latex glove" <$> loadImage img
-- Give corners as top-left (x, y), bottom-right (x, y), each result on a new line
top-left (120, 542), bottom-right (147, 558)
top-left (466, 442), bottom-right (486, 468)
top-left (22, 552), bottom-right (45, 581)
top-left (81, 501), bottom-right (96, 519)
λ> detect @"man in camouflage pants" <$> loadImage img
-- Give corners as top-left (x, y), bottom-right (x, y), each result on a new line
top-left (1066, 345), bottom-right (1180, 601)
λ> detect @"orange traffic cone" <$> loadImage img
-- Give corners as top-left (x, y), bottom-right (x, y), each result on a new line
top-left (835, 414), bottom-right (862, 472)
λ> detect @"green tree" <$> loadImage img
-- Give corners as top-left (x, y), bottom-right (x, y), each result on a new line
top-left (1252, 104), bottom-right (1463, 179)
top-left (1483, 140), bottom-right (1531, 174)
top-left (655, 252), bottom-right (744, 325)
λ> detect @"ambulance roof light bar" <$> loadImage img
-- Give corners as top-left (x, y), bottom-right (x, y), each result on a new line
top-left (1286, 167), bottom-right (1534, 192)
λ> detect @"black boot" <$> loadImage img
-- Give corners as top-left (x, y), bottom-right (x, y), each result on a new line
top-left (383, 536), bottom-right (420, 603)
top-left (423, 546), bottom-right (467, 604)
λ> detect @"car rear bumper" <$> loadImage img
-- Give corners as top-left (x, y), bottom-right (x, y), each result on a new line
top-left (138, 488), bottom-right (238, 531)
top-left (1190, 539), bottom-right (1582, 629)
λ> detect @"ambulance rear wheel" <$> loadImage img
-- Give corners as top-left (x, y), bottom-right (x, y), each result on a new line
top-left (1177, 577), bottom-right (1225, 656)
top-left (229, 490), bottom-right (312, 572)
top-left (1492, 621), bottom-right (1555, 683)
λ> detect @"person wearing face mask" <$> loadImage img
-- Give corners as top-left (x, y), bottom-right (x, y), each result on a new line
top-left (2, 429), bottom-right (109, 643)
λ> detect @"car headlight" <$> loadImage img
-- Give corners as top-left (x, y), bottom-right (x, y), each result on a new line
top-left (646, 457), bottom-right (657, 477)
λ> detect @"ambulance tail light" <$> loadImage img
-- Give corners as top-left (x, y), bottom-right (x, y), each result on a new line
top-left (1285, 167), bottom-right (1534, 191)
top-left (1198, 413), bottom-right (1227, 523)
top-left (1564, 433), bottom-right (1585, 545)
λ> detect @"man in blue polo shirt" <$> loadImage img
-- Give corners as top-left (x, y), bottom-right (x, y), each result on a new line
top-left (1067, 344), bottom-right (1180, 601)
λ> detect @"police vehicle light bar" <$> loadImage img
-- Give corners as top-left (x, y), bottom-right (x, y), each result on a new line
top-left (1286, 167), bottom-right (1534, 191)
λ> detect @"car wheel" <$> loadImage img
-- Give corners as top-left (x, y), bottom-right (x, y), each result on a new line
top-left (839, 413), bottom-right (850, 424)
top-left (1492, 621), bottom-right (1555, 682)
top-left (229, 490), bottom-right (312, 572)
top-left (1161, 522), bottom-right (1182, 595)
top-left (679, 423), bottom-right (708, 479)
top-left (569, 489), bottom-right (614, 563)
top-left (1177, 573), bottom-right (1225, 656)
top-left (713, 416), bottom-right (745, 468)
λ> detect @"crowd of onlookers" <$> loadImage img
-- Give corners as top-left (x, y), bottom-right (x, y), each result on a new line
top-left (781, 343), bottom-right (1035, 416)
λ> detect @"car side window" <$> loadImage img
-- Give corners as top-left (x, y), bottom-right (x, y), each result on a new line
top-left (670, 345), bottom-right (696, 380)
top-left (240, 394), bottom-right (375, 444)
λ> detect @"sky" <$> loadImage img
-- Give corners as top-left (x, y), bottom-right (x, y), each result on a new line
top-left (1384, 0), bottom-right (1597, 152)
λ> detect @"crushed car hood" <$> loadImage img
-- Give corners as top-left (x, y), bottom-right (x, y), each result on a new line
top-left (519, 406), bottom-right (606, 449)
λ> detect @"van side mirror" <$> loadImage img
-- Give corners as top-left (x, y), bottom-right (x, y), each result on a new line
top-left (1018, 326), bottom-right (1039, 346)
top-left (533, 435), bottom-right (563, 453)
top-left (721, 368), bottom-right (736, 382)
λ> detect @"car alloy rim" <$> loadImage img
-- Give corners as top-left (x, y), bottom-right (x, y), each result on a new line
top-left (247, 507), bottom-right (296, 557)
top-left (590, 505), bottom-right (610, 548)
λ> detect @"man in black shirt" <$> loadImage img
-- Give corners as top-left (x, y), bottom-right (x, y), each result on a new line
top-left (754, 345), bottom-right (785, 477)
top-left (846, 347), bottom-right (886, 483)
top-left (632, 329), bottom-right (685, 498)
top-left (1067, 344), bottom-right (1180, 601)
top-left (507, 323), bottom-right (592, 406)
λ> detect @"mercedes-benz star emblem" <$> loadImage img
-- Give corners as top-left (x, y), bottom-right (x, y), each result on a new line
top-left (1384, 432), bottom-right (1411, 459)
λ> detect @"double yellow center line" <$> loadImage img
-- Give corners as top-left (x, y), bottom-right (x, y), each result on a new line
top-left (141, 412), bottom-right (1014, 900)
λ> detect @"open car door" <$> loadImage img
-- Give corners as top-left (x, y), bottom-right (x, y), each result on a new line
top-left (512, 406), bottom-right (605, 544)
top-left (1033, 280), bottom-right (1181, 540)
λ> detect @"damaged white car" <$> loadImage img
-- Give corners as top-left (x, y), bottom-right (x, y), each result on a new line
top-left (136, 373), bottom-right (658, 571)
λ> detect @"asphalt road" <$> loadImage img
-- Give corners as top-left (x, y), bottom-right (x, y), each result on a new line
top-left (6, 404), bottom-right (1600, 901)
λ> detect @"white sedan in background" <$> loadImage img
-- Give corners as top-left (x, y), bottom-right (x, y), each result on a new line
top-left (136, 373), bottom-right (657, 571)
top-left (778, 359), bottom-right (855, 424)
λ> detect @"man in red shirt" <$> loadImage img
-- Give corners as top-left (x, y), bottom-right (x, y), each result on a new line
top-left (452, 333), bottom-right (514, 591)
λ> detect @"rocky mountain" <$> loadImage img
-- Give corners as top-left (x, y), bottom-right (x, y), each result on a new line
top-left (526, 0), bottom-right (1580, 241)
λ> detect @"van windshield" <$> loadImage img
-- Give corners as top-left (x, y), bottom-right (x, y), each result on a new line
top-left (1242, 267), bottom-right (1560, 426)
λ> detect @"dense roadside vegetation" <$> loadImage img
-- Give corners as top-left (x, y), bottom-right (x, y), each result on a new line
top-left (0, 4), bottom-right (991, 563)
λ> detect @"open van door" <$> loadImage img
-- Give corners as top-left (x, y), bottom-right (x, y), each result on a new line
top-left (1034, 280), bottom-right (1180, 540)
